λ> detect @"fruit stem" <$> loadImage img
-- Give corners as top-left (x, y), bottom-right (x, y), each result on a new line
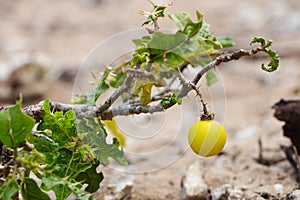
top-left (189, 82), bottom-right (214, 120)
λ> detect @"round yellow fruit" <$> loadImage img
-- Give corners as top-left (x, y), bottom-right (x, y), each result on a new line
top-left (188, 120), bottom-right (226, 157)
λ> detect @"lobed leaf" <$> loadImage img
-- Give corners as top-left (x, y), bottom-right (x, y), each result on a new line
top-left (75, 161), bottom-right (104, 193)
top-left (37, 100), bottom-right (77, 146)
top-left (41, 173), bottom-right (93, 200)
top-left (76, 117), bottom-right (127, 165)
top-left (0, 100), bottom-right (35, 148)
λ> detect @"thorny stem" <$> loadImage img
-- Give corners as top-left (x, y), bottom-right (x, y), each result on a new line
top-left (192, 47), bottom-right (264, 86)
top-left (5, 46), bottom-right (269, 121)
top-left (177, 67), bottom-right (211, 119)
top-left (97, 76), bottom-right (133, 113)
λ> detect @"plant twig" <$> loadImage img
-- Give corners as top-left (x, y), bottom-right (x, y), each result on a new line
top-left (16, 47), bottom-right (271, 121)
top-left (30, 132), bottom-right (54, 143)
top-left (97, 76), bottom-right (133, 113)
top-left (178, 47), bottom-right (266, 98)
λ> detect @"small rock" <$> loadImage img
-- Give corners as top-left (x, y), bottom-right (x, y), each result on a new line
top-left (181, 161), bottom-right (209, 200)
top-left (273, 183), bottom-right (283, 193)
top-left (211, 185), bottom-right (264, 200)
top-left (288, 190), bottom-right (300, 200)
top-left (104, 174), bottom-right (134, 200)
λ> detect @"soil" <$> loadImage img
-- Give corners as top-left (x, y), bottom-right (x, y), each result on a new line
top-left (1, 0), bottom-right (300, 199)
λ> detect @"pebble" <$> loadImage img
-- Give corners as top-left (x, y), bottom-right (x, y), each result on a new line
top-left (181, 161), bottom-right (209, 200)
top-left (288, 190), bottom-right (300, 200)
top-left (104, 174), bottom-right (134, 200)
top-left (273, 183), bottom-right (283, 192)
top-left (211, 184), bottom-right (265, 200)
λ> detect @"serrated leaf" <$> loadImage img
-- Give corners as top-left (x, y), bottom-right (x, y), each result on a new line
top-left (0, 174), bottom-right (19, 200)
top-left (21, 178), bottom-right (51, 200)
top-left (75, 161), bottom-right (104, 193)
top-left (0, 100), bottom-right (35, 148)
top-left (52, 148), bottom-right (93, 178)
top-left (103, 119), bottom-right (126, 147)
top-left (41, 173), bottom-right (93, 200)
top-left (37, 100), bottom-right (77, 146)
top-left (206, 69), bottom-right (218, 86)
top-left (77, 117), bottom-right (127, 165)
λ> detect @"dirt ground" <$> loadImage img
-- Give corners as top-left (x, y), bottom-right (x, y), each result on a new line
top-left (1, 0), bottom-right (300, 199)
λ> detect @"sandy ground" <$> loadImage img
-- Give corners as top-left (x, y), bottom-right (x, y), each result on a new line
top-left (1, 0), bottom-right (300, 199)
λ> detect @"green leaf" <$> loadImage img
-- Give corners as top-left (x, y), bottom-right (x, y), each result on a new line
top-left (250, 36), bottom-right (266, 46)
top-left (41, 173), bottom-right (71, 200)
top-left (31, 100), bottom-right (98, 199)
top-left (169, 11), bottom-right (203, 37)
top-left (75, 161), bottom-right (104, 193)
top-left (261, 49), bottom-right (279, 72)
top-left (72, 68), bottom-right (112, 106)
top-left (37, 100), bottom-right (77, 146)
top-left (149, 31), bottom-right (186, 51)
top-left (132, 35), bottom-right (151, 47)
top-left (0, 174), bottom-right (19, 200)
top-left (92, 81), bottom-right (110, 102)
top-left (21, 178), bottom-right (51, 200)
top-left (217, 37), bottom-right (235, 47)
top-left (109, 71), bottom-right (126, 88)
top-left (77, 117), bottom-right (127, 165)
top-left (0, 100), bottom-right (35, 148)
top-left (51, 148), bottom-right (93, 178)
top-left (169, 12), bottom-right (190, 31)
top-left (41, 173), bottom-right (93, 200)
top-left (160, 91), bottom-right (182, 107)
top-left (206, 69), bottom-right (218, 86)
top-left (250, 37), bottom-right (279, 72)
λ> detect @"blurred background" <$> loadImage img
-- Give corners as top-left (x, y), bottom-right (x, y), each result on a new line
top-left (0, 0), bottom-right (299, 103)
top-left (0, 0), bottom-right (300, 199)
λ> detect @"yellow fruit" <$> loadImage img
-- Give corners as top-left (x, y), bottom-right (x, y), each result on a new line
top-left (188, 120), bottom-right (226, 157)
